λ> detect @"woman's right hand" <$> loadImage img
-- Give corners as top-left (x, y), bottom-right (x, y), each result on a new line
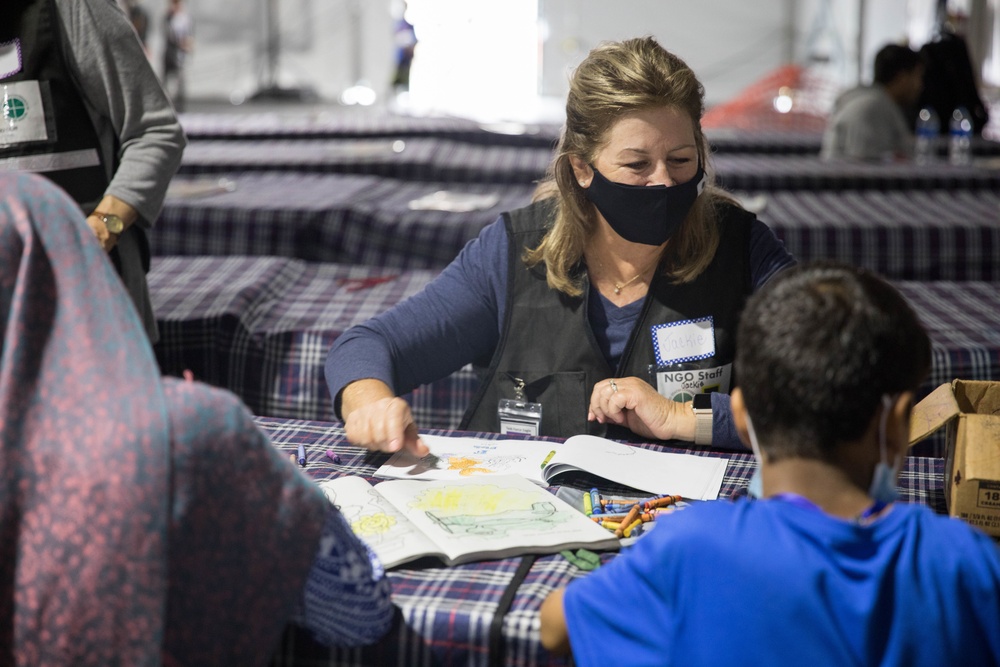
top-left (340, 379), bottom-right (429, 456)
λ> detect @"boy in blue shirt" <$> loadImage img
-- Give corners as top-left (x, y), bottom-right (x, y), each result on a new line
top-left (540, 261), bottom-right (1000, 666)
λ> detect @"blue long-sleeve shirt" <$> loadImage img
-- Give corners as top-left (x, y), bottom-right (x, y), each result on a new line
top-left (326, 213), bottom-right (795, 450)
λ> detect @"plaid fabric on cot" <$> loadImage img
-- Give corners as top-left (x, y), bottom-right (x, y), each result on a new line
top-left (896, 281), bottom-right (1000, 394)
top-left (760, 189), bottom-right (1000, 281)
top-left (707, 130), bottom-right (1000, 156)
top-left (154, 171), bottom-right (535, 269)
top-left (177, 137), bottom-right (553, 185)
top-left (713, 153), bottom-right (1000, 191)
top-left (150, 257), bottom-right (1000, 436)
top-left (149, 256), bottom-right (477, 428)
top-left (178, 109), bottom-right (562, 148)
top-left (256, 418), bottom-right (948, 667)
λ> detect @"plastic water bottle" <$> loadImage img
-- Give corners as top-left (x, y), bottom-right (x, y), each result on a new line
top-left (949, 106), bottom-right (973, 166)
top-left (914, 106), bottom-right (939, 164)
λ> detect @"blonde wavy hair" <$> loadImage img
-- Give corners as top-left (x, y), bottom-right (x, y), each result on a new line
top-left (526, 36), bottom-right (736, 296)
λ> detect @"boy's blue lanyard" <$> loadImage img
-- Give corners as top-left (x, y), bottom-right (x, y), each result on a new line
top-left (771, 493), bottom-right (888, 523)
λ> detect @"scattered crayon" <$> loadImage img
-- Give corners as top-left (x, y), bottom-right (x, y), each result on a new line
top-left (600, 520), bottom-right (621, 531)
top-left (645, 494), bottom-right (683, 510)
top-left (615, 504), bottom-right (642, 538)
top-left (599, 498), bottom-right (633, 507)
top-left (583, 491), bottom-right (593, 517)
top-left (540, 449), bottom-right (557, 469)
top-left (589, 489), bottom-right (602, 515)
top-left (325, 449), bottom-right (342, 464)
top-left (603, 503), bottom-right (638, 514)
top-left (622, 517), bottom-right (643, 538)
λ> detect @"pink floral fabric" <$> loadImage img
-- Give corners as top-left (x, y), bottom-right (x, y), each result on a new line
top-left (0, 172), bottom-right (326, 665)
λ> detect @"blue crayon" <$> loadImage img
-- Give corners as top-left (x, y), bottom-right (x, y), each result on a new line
top-left (589, 489), bottom-right (602, 515)
top-left (603, 503), bottom-right (637, 514)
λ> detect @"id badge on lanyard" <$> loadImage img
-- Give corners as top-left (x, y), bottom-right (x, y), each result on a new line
top-left (648, 316), bottom-right (732, 400)
top-left (1, 80), bottom-right (49, 145)
top-left (497, 376), bottom-right (542, 436)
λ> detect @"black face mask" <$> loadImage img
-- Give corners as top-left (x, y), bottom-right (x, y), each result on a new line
top-left (584, 165), bottom-right (706, 246)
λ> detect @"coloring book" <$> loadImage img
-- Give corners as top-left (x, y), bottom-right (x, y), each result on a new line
top-left (319, 474), bottom-right (620, 568)
top-left (375, 434), bottom-right (727, 500)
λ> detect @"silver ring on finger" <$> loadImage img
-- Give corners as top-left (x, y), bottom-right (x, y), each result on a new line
top-left (610, 379), bottom-right (618, 393)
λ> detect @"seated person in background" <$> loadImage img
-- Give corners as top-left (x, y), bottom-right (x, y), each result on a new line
top-left (821, 43), bottom-right (925, 161)
top-left (0, 172), bottom-right (393, 665)
top-left (540, 261), bottom-right (1000, 666)
top-left (325, 36), bottom-right (794, 456)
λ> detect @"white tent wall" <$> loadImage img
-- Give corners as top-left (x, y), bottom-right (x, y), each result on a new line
top-left (140, 0), bottom-right (957, 113)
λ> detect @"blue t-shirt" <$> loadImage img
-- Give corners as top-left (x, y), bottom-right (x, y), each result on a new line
top-left (563, 499), bottom-right (1000, 667)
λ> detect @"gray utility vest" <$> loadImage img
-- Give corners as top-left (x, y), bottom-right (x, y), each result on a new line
top-left (1, 0), bottom-right (150, 274)
top-left (1, 0), bottom-right (109, 210)
top-left (461, 199), bottom-right (753, 440)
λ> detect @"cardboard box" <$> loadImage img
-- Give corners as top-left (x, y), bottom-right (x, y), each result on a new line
top-left (909, 380), bottom-right (1000, 538)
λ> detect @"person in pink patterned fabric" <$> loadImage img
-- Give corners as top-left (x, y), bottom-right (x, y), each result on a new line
top-left (0, 172), bottom-right (393, 665)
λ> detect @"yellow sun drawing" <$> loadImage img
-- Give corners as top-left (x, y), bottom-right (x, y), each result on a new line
top-left (352, 512), bottom-right (397, 536)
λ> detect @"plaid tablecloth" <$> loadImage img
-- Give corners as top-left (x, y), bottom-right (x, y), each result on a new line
top-left (714, 153), bottom-right (1000, 191)
top-left (180, 110), bottom-right (562, 148)
top-left (758, 189), bottom-right (1000, 280)
top-left (708, 130), bottom-right (1000, 156)
top-left (177, 138), bottom-right (554, 185)
top-left (256, 418), bottom-right (947, 667)
top-left (708, 129), bottom-right (824, 155)
top-left (154, 177), bottom-right (999, 279)
top-left (898, 281), bottom-right (1000, 392)
top-left (154, 172), bottom-right (535, 269)
top-left (149, 256), bottom-right (477, 428)
top-left (150, 256), bottom-right (1000, 434)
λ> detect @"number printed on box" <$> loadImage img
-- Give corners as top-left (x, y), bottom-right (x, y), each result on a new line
top-left (976, 481), bottom-right (1000, 510)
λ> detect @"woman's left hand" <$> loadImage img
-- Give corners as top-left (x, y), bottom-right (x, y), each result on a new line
top-left (588, 376), bottom-right (696, 441)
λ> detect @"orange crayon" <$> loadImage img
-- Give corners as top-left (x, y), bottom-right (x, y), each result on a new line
top-left (615, 503), bottom-right (642, 538)
top-left (645, 494), bottom-right (683, 510)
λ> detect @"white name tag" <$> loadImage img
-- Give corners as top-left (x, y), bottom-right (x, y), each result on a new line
top-left (1, 80), bottom-right (49, 146)
top-left (655, 363), bottom-right (732, 402)
top-left (651, 316), bottom-right (715, 366)
top-left (0, 40), bottom-right (22, 78)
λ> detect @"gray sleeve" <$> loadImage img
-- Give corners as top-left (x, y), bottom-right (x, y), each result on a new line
top-left (54, 0), bottom-right (186, 226)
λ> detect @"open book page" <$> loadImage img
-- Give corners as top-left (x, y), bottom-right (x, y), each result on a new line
top-left (375, 434), bottom-right (552, 485)
top-left (371, 474), bottom-right (619, 565)
top-left (318, 475), bottom-right (440, 569)
top-left (376, 433), bottom-right (728, 500)
top-left (552, 435), bottom-right (728, 500)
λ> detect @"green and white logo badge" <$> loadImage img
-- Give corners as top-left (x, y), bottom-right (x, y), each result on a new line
top-left (2, 95), bottom-right (28, 122)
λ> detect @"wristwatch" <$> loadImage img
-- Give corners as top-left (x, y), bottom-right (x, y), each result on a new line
top-left (93, 211), bottom-right (124, 235)
top-left (692, 393), bottom-right (713, 445)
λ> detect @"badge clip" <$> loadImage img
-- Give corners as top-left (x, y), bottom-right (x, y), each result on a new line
top-left (498, 377), bottom-right (542, 436)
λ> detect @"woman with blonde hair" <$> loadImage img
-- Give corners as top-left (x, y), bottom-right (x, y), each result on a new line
top-left (326, 36), bottom-right (794, 455)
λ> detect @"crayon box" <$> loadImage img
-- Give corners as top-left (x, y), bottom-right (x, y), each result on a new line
top-left (909, 380), bottom-right (1000, 538)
